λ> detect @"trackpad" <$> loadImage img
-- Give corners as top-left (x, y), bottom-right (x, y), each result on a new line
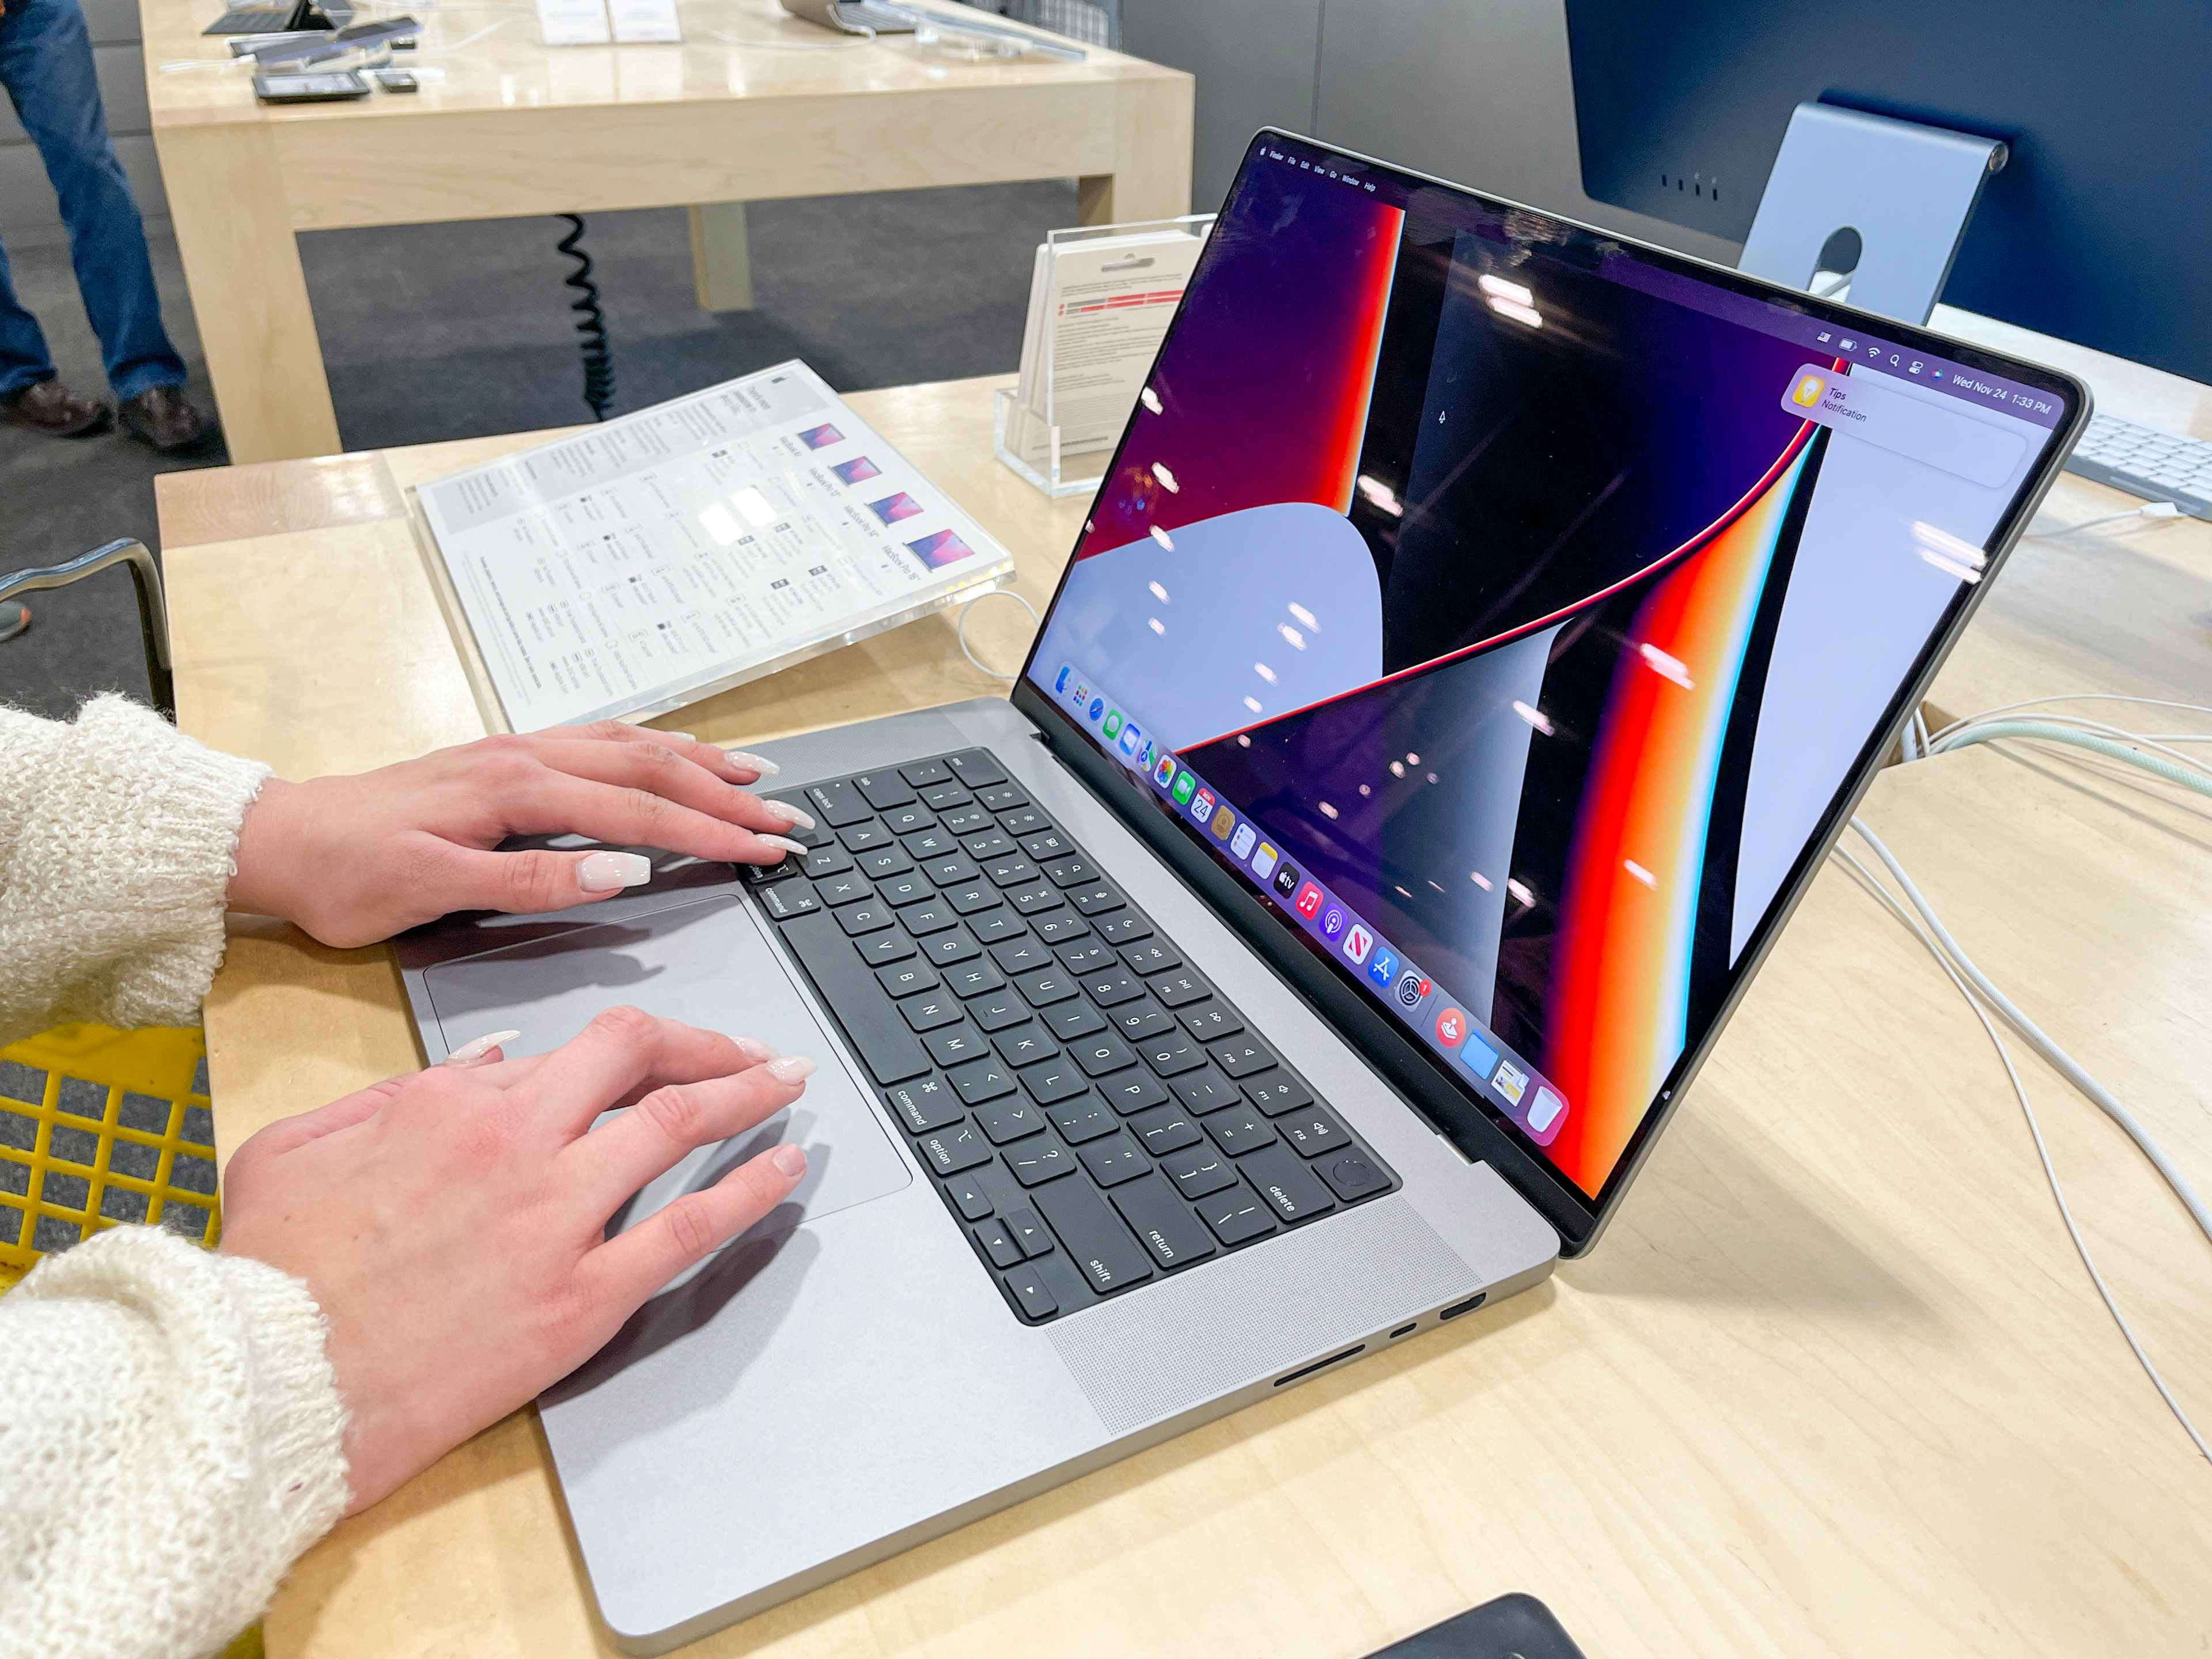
top-left (422, 896), bottom-right (911, 1241)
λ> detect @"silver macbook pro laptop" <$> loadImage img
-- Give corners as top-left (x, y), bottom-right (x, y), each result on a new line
top-left (395, 131), bottom-right (2084, 1653)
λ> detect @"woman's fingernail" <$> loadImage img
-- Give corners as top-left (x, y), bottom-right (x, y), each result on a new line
top-left (734, 1036), bottom-right (775, 1064)
top-left (766, 1054), bottom-right (816, 1085)
top-left (771, 1144), bottom-right (808, 1178)
top-left (723, 749), bottom-right (780, 777)
top-left (445, 1030), bottom-right (520, 1066)
top-left (758, 834), bottom-right (810, 860)
top-left (662, 730), bottom-right (696, 742)
top-left (580, 850), bottom-right (652, 892)
top-left (763, 800), bottom-right (816, 829)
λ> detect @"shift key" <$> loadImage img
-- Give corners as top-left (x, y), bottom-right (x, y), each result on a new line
top-left (1033, 1180), bottom-right (1154, 1294)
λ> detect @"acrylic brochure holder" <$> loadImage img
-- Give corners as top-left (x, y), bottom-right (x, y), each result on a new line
top-left (994, 214), bottom-right (1214, 499)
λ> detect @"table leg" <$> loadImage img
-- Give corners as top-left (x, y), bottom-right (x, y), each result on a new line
top-left (158, 123), bottom-right (339, 464)
top-left (688, 203), bottom-right (756, 312)
top-left (1077, 71), bottom-right (1196, 226)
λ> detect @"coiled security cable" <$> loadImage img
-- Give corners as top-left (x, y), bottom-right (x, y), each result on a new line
top-left (556, 214), bottom-right (616, 422)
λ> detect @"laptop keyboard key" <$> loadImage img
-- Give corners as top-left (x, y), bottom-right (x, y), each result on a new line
top-left (1019, 1059), bottom-right (1090, 1104)
top-left (1279, 1105), bottom-right (1351, 1158)
top-left (985, 855), bottom-right (1039, 887)
top-left (1238, 1145), bottom-right (1337, 1222)
top-left (977, 782), bottom-right (1028, 810)
top-left (1172, 1071), bottom-right (1243, 1116)
top-left (921, 781), bottom-right (972, 810)
top-left (945, 750), bottom-right (1006, 788)
top-left (1056, 941), bottom-right (1117, 974)
top-left (1032, 911), bottom-right (1091, 944)
top-left (1003, 1203), bottom-right (1052, 1256)
top-left (999, 808), bottom-right (1052, 838)
top-left (971, 993), bottom-right (1030, 1033)
top-left (762, 881), bottom-right (821, 921)
top-left (1112, 1004), bottom-right (1176, 1042)
top-left (1179, 1003), bottom-right (1243, 1041)
top-left (990, 937), bottom-right (1052, 974)
top-left (964, 830), bottom-right (1017, 862)
top-left (1082, 968), bottom-right (1144, 1007)
top-left (1014, 967), bottom-right (1078, 1007)
top-left (1111, 1174), bottom-right (1218, 1271)
top-left (1126, 1104), bottom-right (1200, 1156)
top-left (1094, 912), bottom-right (1153, 945)
top-left (1120, 939), bottom-right (1182, 975)
top-left (1046, 1097), bottom-right (1118, 1143)
top-left (858, 846), bottom-right (914, 880)
top-left (920, 1122), bottom-right (993, 1175)
top-left (923, 928), bottom-right (981, 967)
top-left (1044, 1002), bottom-right (1107, 1041)
top-left (946, 1168), bottom-right (994, 1221)
top-left (975, 1218), bottom-right (1023, 1268)
top-left (778, 912), bottom-right (927, 1084)
top-left (1317, 1151), bottom-right (1391, 1202)
top-left (1070, 1033), bottom-right (1137, 1077)
top-left (946, 881), bottom-right (1002, 915)
top-left (946, 960), bottom-right (1005, 999)
top-left (923, 854), bottom-right (979, 885)
top-left (875, 961), bottom-right (939, 998)
top-left (1162, 1146), bottom-right (1239, 1199)
top-left (1033, 1180), bottom-right (1153, 1292)
top-left (802, 845), bottom-right (854, 880)
top-left (903, 827), bottom-right (957, 859)
top-left (857, 930), bottom-right (918, 967)
top-left (1007, 1138), bottom-right (1078, 1188)
top-left (1243, 1074), bottom-right (1314, 1115)
top-left (995, 1028), bottom-right (1059, 1067)
top-left (816, 872), bottom-right (874, 907)
top-left (1205, 1104), bottom-right (1278, 1154)
top-left (1042, 853), bottom-right (1097, 886)
top-left (942, 805), bottom-right (994, 835)
top-left (853, 770), bottom-right (916, 811)
top-left (878, 872), bottom-right (935, 907)
top-left (900, 901), bottom-right (957, 936)
top-left (836, 901), bottom-right (894, 936)
top-left (1140, 1031), bottom-right (1206, 1075)
top-left (838, 823), bottom-right (892, 853)
top-left (1008, 882), bottom-right (1065, 916)
top-left (1078, 1131), bottom-right (1149, 1187)
top-left (900, 993), bottom-right (964, 1032)
top-left (1152, 969), bottom-right (1211, 1008)
top-left (1006, 1268), bottom-right (1058, 1320)
top-left (977, 1097), bottom-right (1047, 1145)
top-left (948, 1058), bottom-right (1017, 1106)
top-left (1198, 1178), bottom-right (1277, 1244)
top-left (805, 779), bottom-right (873, 827)
top-left (882, 805), bottom-right (934, 836)
top-left (1210, 1037), bottom-right (1275, 1077)
top-left (1103, 1070), bottom-right (1171, 1115)
top-left (1068, 882), bottom-right (1124, 916)
top-left (885, 1077), bottom-right (963, 1133)
top-left (899, 759), bottom-right (952, 789)
top-left (926, 1026), bottom-right (987, 1067)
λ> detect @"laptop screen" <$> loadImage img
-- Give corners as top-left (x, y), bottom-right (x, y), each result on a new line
top-left (1020, 133), bottom-right (2075, 1215)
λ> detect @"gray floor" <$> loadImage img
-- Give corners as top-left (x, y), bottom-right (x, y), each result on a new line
top-left (0, 182), bottom-right (1070, 719)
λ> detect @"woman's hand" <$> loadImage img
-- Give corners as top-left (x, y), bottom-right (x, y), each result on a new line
top-left (228, 723), bottom-right (808, 947)
top-left (219, 1009), bottom-right (813, 1513)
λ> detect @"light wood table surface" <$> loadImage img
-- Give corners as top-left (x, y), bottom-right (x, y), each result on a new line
top-left (139, 0), bottom-right (1191, 465)
top-left (157, 375), bottom-right (2212, 1657)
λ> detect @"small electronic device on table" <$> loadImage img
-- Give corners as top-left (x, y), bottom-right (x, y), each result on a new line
top-left (251, 68), bottom-right (370, 102)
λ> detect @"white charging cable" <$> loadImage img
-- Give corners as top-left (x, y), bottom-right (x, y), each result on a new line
top-left (956, 587), bottom-right (1040, 681)
top-left (1833, 824), bottom-right (2210, 1461)
top-left (2025, 500), bottom-right (2184, 537)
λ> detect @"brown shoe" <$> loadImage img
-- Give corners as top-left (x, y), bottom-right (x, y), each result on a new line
top-left (118, 384), bottom-right (214, 453)
top-left (1, 378), bottom-right (109, 438)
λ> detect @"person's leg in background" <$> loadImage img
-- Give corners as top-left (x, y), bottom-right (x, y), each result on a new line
top-left (0, 219), bottom-right (109, 438)
top-left (0, 0), bottom-right (214, 452)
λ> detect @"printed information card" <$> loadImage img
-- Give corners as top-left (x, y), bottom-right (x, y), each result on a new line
top-left (416, 362), bottom-right (1013, 730)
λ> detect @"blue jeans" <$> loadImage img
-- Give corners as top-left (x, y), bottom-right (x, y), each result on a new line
top-left (0, 0), bottom-right (185, 400)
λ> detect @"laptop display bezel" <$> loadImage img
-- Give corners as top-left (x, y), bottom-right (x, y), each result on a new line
top-left (1007, 128), bottom-right (2088, 1253)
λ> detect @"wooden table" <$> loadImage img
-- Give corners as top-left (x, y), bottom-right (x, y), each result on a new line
top-left (139, 0), bottom-right (1191, 465)
top-left (158, 375), bottom-right (2212, 1657)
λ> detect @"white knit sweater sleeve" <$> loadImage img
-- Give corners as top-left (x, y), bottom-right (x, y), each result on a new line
top-left (0, 692), bottom-right (270, 1045)
top-left (0, 1228), bottom-right (351, 1659)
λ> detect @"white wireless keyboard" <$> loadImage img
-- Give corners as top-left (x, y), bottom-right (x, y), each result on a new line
top-left (2065, 412), bottom-right (2212, 521)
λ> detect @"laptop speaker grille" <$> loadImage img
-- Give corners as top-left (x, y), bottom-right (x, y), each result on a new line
top-left (1045, 1195), bottom-right (1477, 1437)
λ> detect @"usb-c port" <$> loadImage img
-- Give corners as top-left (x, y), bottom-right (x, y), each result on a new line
top-left (1438, 1293), bottom-right (1486, 1321)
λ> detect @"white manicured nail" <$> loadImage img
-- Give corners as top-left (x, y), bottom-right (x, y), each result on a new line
top-left (580, 850), bottom-right (652, 891)
top-left (767, 1055), bottom-right (816, 1084)
top-left (734, 1036), bottom-right (775, 1064)
top-left (758, 834), bottom-right (809, 859)
top-left (445, 1030), bottom-right (520, 1066)
top-left (723, 749), bottom-right (780, 777)
top-left (662, 730), bottom-right (696, 741)
top-left (763, 800), bottom-right (816, 829)
top-left (771, 1144), bottom-right (808, 1177)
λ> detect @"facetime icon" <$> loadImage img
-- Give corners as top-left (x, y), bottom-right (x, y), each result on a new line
top-left (1790, 372), bottom-right (1827, 408)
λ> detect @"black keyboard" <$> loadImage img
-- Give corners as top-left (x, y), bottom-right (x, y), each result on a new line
top-left (204, 9), bottom-right (295, 31)
top-left (744, 747), bottom-right (1398, 1325)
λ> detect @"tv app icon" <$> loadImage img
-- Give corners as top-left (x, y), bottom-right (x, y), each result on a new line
top-left (1343, 925), bottom-right (1373, 965)
top-left (1272, 861), bottom-right (1300, 897)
